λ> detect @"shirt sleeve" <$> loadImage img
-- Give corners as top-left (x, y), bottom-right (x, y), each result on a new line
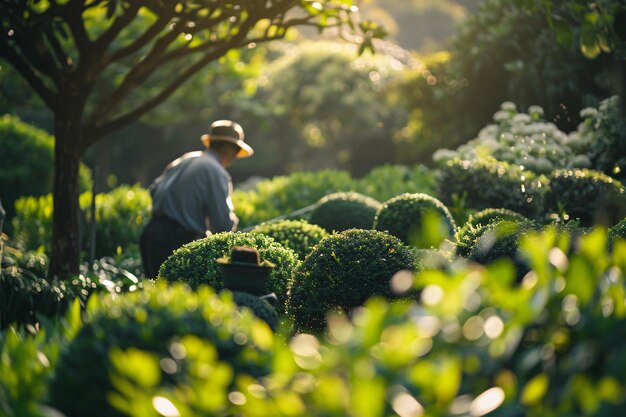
top-left (205, 167), bottom-right (237, 233)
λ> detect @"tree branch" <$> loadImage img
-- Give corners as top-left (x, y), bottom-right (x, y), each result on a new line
top-left (92, 2), bottom-right (141, 55)
top-left (0, 45), bottom-right (57, 109)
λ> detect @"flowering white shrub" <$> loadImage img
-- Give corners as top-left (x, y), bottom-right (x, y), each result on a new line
top-left (567, 96), bottom-right (625, 180)
top-left (433, 101), bottom-right (591, 174)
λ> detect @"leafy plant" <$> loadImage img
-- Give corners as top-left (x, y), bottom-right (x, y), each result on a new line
top-left (373, 193), bottom-right (456, 248)
top-left (251, 219), bottom-right (328, 260)
top-left (231, 291), bottom-right (279, 332)
top-left (436, 157), bottom-right (548, 219)
top-left (158, 232), bottom-right (299, 310)
top-left (286, 229), bottom-right (418, 333)
top-left (309, 192), bottom-right (382, 233)
top-left (455, 208), bottom-right (527, 258)
top-left (546, 168), bottom-right (625, 226)
top-left (48, 282), bottom-right (275, 417)
top-left (468, 220), bottom-right (543, 281)
top-left (11, 184), bottom-right (151, 259)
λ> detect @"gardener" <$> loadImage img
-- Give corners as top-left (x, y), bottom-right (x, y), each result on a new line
top-left (140, 120), bottom-right (254, 277)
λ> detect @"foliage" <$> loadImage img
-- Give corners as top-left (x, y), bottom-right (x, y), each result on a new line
top-left (398, 0), bottom-right (609, 162)
top-left (233, 165), bottom-right (437, 229)
top-left (231, 291), bottom-right (279, 332)
top-left (108, 230), bottom-right (626, 417)
top-left (433, 101), bottom-right (590, 174)
top-left (256, 40), bottom-right (410, 175)
top-left (158, 232), bottom-right (299, 310)
top-left (568, 96), bottom-right (626, 182)
top-left (251, 220), bottom-right (328, 261)
top-left (1, 241), bottom-right (143, 330)
top-left (4, 229), bottom-right (626, 416)
top-left (354, 164), bottom-right (437, 202)
top-left (48, 282), bottom-right (275, 417)
top-left (515, 0), bottom-right (626, 58)
top-left (609, 218), bottom-right (626, 247)
top-left (373, 193), bottom-right (456, 248)
top-left (233, 170), bottom-right (354, 229)
top-left (309, 192), bottom-right (382, 233)
top-left (436, 157), bottom-right (548, 219)
top-left (546, 168), bottom-right (625, 226)
top-left (11, 184), bottom-right (151, 259)
top-left (0, 114), bottom-right (91, 225)
top-left (455, 208), bottom-right (528, 257)
top-left (468, 220), bottom-right (543, 281)
top-left (286, 229), bottom-right (418, 333)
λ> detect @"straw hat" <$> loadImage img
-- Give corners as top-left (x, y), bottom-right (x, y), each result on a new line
top-left (200, 120), bottom-right (254, 158)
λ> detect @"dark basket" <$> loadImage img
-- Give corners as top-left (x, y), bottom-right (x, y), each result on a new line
top-left (221, 264), bottom-right (271, 295)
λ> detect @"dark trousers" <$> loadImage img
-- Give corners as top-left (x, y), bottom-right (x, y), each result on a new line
top-left (139, 216), bottom-right (204, 278)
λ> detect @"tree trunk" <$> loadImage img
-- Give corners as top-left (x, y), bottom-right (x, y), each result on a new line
top-left (49, 116), bottom-right (83, 279)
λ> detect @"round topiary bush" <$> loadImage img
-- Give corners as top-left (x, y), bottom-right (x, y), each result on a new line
top-left (455, 208), bottom-right (528, 257)
top-left (373, 193), bottom-right (456, 248)
top-left (232, 291), bottom-right (280, 331)
top-left (287, 229), bottom-right (419, 333)
top-left (48, 282), bottom-right (275, 417)
top-left (158, 232), bottom-right (300, 309)
top-left (546, 168), bottom-right (625, 226)
top-left (251, 219), bottom-right (328, 260)
top-left (309, 191), bottom-right (382, 232)
top-left (468, 220), bottom-right (542, 282)
top-left (467, 208), bottom-right (528, 228)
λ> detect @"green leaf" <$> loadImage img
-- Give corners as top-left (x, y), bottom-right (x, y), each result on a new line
top-left (521, 373), bottom-right (549, 405)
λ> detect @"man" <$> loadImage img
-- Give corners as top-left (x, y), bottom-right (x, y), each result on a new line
top-left (140, 120), bottom-right (253, 277)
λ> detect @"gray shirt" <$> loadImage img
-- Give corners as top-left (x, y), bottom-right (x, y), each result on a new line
top-left (149, 149), bottom-right (237, 235)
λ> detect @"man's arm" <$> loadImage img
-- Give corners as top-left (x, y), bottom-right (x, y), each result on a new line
top-left (205, 168), bottom-right (238, 233)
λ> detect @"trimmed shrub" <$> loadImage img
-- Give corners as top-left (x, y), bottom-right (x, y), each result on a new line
top-left (158, 232), bottom-right (300, 309)
top-left (455, 208), bottom-right (528, 257)
top-left (233, 170), bottom-right (354, 229)
top-left (373, 193), bottom-right (456, 248)
top-left (287, 229), bottom-right (418, 333)
top-left (48, 282), bottom-right (274, 417)
top-left (468, 220), bottom-right (542, 281)
top-left (309, 192), bottom-right (382, 232)
top-left (467, 208), bottom-right (528, 228)
top-left (546, 168), bottom-right (625, 226)
top-left (251, 219), bottom-right (328, 260)
top-left (232, 291), bottom-right (280, 331)
top-left (436, 157), bottom-right (548, 219)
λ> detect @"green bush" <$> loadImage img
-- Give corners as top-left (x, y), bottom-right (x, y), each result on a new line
top-left (233, 170), bottom-right (354, 229)
top-left (251, 219), bottom-right (328, 260)
top-left (570, 96), bottom-right (626, 182)
top-left (309, 192), bottom-right (381, 233)
top-left (11, 184), bottom-right (151, 258)
top-left (48, 282), bottom-right (274, 417)
top-left (232, 291), bottom-right (279, 331)
top-left (466, 207), bottom-right (528, 227)
top-left (468, 220), bottom-right (542, 281)
top-left (0, 242), bottom-right (143, 329)
top-left (436, 157), bottom-right (548, 219)
top-left (373, 193), bottom-right (456, 248)
top-left (355, 164), bottom-right (437, 202)
top-left (546, 168), bottom-right (625, 226)
top-left (0, 114), bottom-right (92, 227)
top-left (287, 229), bottom-right (418, 333)
top-left (455, 209), bottom-right (527, 258)
top-left (158, 232), bottom-right (300, 310)
top-left (609, 218), bottom-right (626, 248)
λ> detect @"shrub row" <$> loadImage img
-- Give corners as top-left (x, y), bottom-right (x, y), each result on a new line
top-left (3, 229), bottom-right (626, 416)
